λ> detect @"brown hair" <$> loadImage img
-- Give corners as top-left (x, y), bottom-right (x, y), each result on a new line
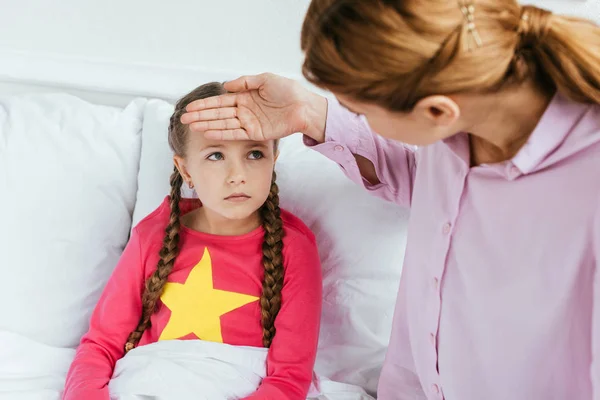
top-left (124, 82), bottom-right (285, 352)
top-left (300, 0), bottom-right (600, 111)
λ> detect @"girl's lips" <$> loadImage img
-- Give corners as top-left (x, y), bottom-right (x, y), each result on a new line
top-left (225, 193), bottom-right (251, 202)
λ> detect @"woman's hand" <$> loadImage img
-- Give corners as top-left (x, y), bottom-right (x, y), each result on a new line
top-left (180, 73), bottom-right (328, 143)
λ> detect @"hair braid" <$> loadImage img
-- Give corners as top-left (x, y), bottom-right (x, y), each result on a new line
top-left (259, 171), bottom-right (285, 348)
top-left (124, 167), bottom-right (183, 352)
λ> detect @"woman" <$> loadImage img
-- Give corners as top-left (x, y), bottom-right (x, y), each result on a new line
top-left (181, 1), bottom-right (600, 399)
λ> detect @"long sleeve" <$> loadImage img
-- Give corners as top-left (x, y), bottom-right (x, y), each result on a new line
top-left (243, 234), bottom-right (323, 400)
top-left (304, 98), bottom-right (417, 207)
top-left (62, 228), bottom-right (145, 400)
top-left (592, 203), bottom-right (600, 400)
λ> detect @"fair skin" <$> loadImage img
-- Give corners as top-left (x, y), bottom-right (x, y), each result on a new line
top-left (173, 130), bottom-right (277, 236)
top-left (179, 73), bottom-right (552, 182)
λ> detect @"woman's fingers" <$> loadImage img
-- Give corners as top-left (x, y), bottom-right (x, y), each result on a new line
top-left (201, 109), bottom-right (265, 141)
top-left (189, 118), bottom-right (241, 133)
top-left (180, 107), bottom-right (238, 124)
top-left (184, 74), bottom-right (271, 113)
top-left (204, 129), bottom-right (250, 141)
top-left (185, 93), bottom-right (238, 112)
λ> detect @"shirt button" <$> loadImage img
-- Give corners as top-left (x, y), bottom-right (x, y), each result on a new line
top-left (334, 145), bottom-right (344, 152)
top-left (432, 277), bottom-right (439, 291)
top-left (431, 384), bottom-right (440, 395)
top-left (510, 166), bottom-right (520, 178)
top-left (430, 333), bottom-right (436, 346)
top-left (442, 222), bottom-right (452, 234)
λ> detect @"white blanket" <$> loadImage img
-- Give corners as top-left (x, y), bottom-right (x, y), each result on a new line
top-left (0, 331), bottom-right (373, 400)
top-left (0, 331), bottom-right (74, 400)
top-left (108, 340), bottom-right (374, 400)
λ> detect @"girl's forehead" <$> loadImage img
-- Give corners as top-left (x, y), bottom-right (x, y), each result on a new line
top-left (188, 134), bottom-right (273, 150)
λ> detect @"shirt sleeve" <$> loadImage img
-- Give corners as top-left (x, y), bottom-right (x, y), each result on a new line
top-left (62, 228), bottom-right (145, 400)
top-left (303, 98), bottom-right (417, 207)
top-left (592, 203), bottom-right (600, 400)
top-left (242, 234), bottom-right (323, 400)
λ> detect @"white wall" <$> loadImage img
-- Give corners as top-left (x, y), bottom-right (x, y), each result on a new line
top-left (0, 0), bottom-right (597, 104)
top-left (525, 0), bottom-right (599, 18)
top-left (0, 0), bottom-right (594, 71)
top-left (0, 0), bottom-right (312, 103)
top-left (0, 0), bottom-right (310, 77)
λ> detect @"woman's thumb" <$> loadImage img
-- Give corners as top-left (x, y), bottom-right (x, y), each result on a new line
top-left (224, 73), bottom-right (271, 92)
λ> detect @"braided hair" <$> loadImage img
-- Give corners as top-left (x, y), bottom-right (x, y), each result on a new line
top-left (125, 82), bottom-right (285, 352)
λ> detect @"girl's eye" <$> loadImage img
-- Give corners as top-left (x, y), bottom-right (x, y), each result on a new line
top-left (248, 150), bottom-right (264, 160)
top-left (207, 152), bottom-right (224, 161)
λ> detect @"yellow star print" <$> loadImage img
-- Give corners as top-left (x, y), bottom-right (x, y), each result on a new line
top-left (158, 247), bottom-right (259, 343)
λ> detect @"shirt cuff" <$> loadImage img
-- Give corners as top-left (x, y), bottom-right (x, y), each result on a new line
top-left (303, 98), bottom-right (363, 147)
top-left (302, 98), bottom-right (367, 166)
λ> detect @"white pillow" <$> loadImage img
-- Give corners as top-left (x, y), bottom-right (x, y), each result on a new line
top-left (276, 135), bottom-right (408, 394)
top-left (0, 93), bottom-right (145, 348)
top-left (131, 99), bottom-right (198, 228)
top-left (132, 99), bottom-right (185, 227)
top-left (133, 99), bottom-right (409, 395)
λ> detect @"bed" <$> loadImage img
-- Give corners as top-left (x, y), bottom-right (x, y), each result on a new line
top-left (0, 50), bottom-right (410, 399)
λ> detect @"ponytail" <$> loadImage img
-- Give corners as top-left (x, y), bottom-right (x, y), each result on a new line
top-left (516, 5), bottom-right (600, 104)
top-left (300, 0), bottom-right (600, 111)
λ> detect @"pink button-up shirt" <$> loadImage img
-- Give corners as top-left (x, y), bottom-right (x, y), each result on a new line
top-left (306, 93), bottom-right (600, 400)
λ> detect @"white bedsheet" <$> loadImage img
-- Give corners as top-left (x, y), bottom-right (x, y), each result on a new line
top-left (0, 331), bottom-right (74, 400)
top-left (0, 331), bottom-right (374, 400)
top-left (109, 340), bottom-right (374, 400)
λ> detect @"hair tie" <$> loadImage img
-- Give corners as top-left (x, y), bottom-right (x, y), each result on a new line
top-left (519, 5), bottom-right (552, 47)
top-left (459, 1), bottom-right (483, 51)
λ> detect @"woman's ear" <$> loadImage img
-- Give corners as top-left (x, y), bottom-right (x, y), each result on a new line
top-left (173, 156), bottom-right (191, 182)
top-left (414, 95), bottom-right (460, 127)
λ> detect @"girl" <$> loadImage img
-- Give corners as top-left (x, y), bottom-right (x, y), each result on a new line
top-left (63, 82), bottom-right (323, 400)
top-left (180, 1), bottom-right (600, 399)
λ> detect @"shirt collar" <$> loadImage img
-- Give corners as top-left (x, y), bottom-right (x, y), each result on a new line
top-left (441, 92), bottom-right (589, 180)
top-left (511, 92), bottom-right (588, 174)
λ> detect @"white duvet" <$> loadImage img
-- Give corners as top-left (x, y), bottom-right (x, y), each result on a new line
top-left (0, 331), bottom-right (74, 400)
top-left (109, 340), bottom-right (373, 400)
top-left (0, 331), bottom-right (373, 400)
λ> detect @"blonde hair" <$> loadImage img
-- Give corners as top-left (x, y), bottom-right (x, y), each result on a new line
top-left (300, 0), bottom-right (600, 111)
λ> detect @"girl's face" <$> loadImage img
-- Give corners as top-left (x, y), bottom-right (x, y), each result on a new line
top-left (174, 132), bottom-right (277, 222)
